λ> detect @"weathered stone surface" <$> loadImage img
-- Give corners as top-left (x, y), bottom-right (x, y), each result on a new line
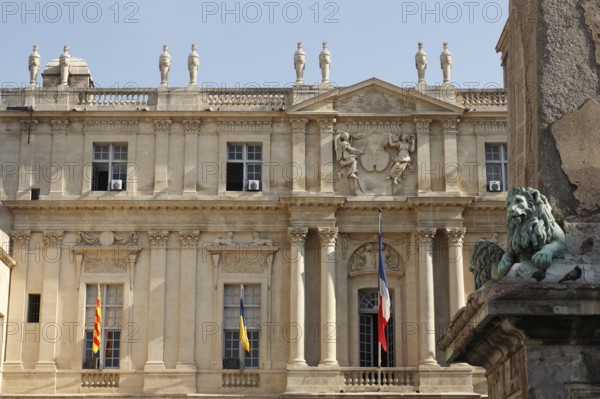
top-left (551, 98), bottom-right (600, 216)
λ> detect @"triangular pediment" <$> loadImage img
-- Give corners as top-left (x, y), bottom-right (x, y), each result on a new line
top-left (287, 78), bottom-right (464, 115)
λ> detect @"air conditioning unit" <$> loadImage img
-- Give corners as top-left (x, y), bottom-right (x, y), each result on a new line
top-left (488, 180), bottom-right (502, 192)
top-left (111, 179), bottom-right (123, 191)
top-left (248, 180), bottom-right (260, 191)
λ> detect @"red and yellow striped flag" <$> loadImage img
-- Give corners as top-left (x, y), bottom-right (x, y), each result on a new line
top-left (92, 285), bottom-right (102, 354)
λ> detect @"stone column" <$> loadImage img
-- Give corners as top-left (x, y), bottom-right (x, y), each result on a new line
top-left (176, 231), bottom-right (199, 370)
top-left (417, 228), bottom-right (437, 365)
top-left (319, 118), bottom-right (336, 193)
top-left (291, 119), bottom-right (308, 192)
top-left (318, 227), bottom-right (338, 367)
top-left (415, 119), bottom-right (432, 193)
top-left (153, 120), bottom-right (171, 195)
top-left (287, 227), bottom-right (308, 367)
top-left (17, 120), bottom-right (38, 199)
top-left (182, 121), bottom-right (201, 195)
top-left (36, 231), bottom-right (64, 370)
top-left (144, 230), bottom-right (169, 371)
top-left (445, 228), bottom-right (466, 315)
top-left (442, 119), bottom-right (459, 192)
top-left (49, 120), bottom-right (68, 196)
top-left (3, 231), bottom-right (31, 370)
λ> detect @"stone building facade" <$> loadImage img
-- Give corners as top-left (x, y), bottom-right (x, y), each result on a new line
top-left (0, 44), bottom-right (507, 397)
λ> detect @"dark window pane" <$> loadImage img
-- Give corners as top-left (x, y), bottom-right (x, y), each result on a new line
top-left (27, 294), bottom-right (41, 323)
top-left (226, 162), bottom-right (244, 191)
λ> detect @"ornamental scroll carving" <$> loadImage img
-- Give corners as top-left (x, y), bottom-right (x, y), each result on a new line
top-left (207, 232), bottom-right (278, 289)
top-left (72, 231), bottom-right (141, 291)
top-left (348, 242), bottom-right (404, 276)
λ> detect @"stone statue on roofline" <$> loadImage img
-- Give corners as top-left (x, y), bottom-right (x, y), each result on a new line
top-left (470, 187), bottom-right (568, 289)
top-left (188, 43), bottom-right (200, 87)
top-left (59, 44), bottom-right (71, 86)
top-left (159, 44), bottom-right (171, 87)
top-left (440, 42), bottom-right (453, 84)
top-left (319, 42), bottom-right (332, 85)
top-left (415, 42), bottom-right (427, 90)
top-left (294, 42), bottom-right (306, 85)
top-left (28, 44), bottom-right (41, 86)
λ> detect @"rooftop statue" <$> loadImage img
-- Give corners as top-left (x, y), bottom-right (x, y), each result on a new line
top-left (28, 44), bottom-right (41, 86)
top-left (188, 43), bottom-right (200, 87)
top-left (159, 44), bottom-right (172, 87)
top-left (319, 42), bottom-right (332, 85)
top-left (293, 42), bottom-right (306, 85)
top-left (470, 187), bottom-right (567, 289)
top-left (440, 42), bottom-right (453, 84)
top-left (59, 44), bottom-right (71, 86)
top-left (415, 42), bottom-right (427, 88)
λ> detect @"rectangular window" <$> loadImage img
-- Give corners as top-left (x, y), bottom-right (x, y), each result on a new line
top-left (223, 285), bottom-right (260, 369)
top-left (27, 294), bottom-right (41, 323)
top-left (226, 144), bottom-right (262, 191)
top-left (92, 144), bottom-right (128, 191)
top-left (84, 285), bottom-right (123, 369)
top-left (485, 143), bottom-right (508, 192)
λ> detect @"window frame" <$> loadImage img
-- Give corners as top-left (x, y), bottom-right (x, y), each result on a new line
top-left (226, 143), bottom-right (263, 192)
top-left (83, 284), bottom-right (124, 369)
top-left (484, 143), bottom-right (508, 192)
top-left (91, 143), bottom-right (128, 192)
top-left (223, 284), bottom-right (261, 369)
top-left (27, 293), bottom-right (41, 323)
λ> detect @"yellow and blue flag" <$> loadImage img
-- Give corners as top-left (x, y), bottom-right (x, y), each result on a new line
top-left (240, 285), bottom-right (250, 353)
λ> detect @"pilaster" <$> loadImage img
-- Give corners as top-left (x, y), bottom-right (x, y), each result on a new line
top-left (153, 120), bottom-right (171, 195)
top-left (318, 227), bottom-right (338, 367)
top-left (291, 119), bottom-right (308, 192)
top-left (415, 119), bottom-right (432, 193)
top-left (319, 118), bottom-right (336, 193)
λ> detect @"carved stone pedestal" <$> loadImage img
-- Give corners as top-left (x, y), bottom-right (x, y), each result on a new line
top-left (439, 277), bottom-right (600, 399)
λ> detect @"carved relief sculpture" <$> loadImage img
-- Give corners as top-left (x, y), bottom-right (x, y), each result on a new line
top-left (440, 42), bottom-right (453, 84)
top-left (319, 42), bottom-right (332, 85)
top-left (159, 45), bottom-right (172, 87)
top-left (415, 42), bottom-right (427, 88)
top-left (387, 133), bottom-right (415, 184)
top-left (349, 242), bottom-right (403, 275)
top-left (469, 187), bottom-right (567, 289)
top-left (59, 44), bottom-right (71, 86)
top-left (293, 42), bottom-right (306, 85)
top-left (334, 131), bottom-right (364, 180)
top-left (187, 44), bottom-right (200, 86)
top-left (28, 44), bottom-right (41, 86)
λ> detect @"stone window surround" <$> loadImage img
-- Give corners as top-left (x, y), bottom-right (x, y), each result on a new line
top-left (475, 132), bottom-right (508, 196)
top-left (217, 132), bottom-right (272, 195)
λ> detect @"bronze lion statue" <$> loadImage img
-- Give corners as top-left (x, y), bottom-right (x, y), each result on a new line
top-left (470, 187), bottom-right (567, 289)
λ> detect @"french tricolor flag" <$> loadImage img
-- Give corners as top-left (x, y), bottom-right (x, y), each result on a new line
top-left (378, 209), bottom-right (391, 352)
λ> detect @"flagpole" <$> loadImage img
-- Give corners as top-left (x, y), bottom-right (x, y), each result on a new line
top-left (377, 209), bottom-right (382, 390)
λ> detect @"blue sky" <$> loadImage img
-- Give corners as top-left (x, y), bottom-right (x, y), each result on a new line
top-left (1, 1), bottom-right (508, 89)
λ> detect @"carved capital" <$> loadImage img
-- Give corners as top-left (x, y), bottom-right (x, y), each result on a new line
top-left (43, 231), bottom-right (64, 248)
top-left (442, 118), bottom-right (459, 134)
top-left (51, 119), bottom-right (69, 133)
top-left (416, 228), bottom-right (436, 245)
top-left (179, 230), bottom-right (200, 248)
top-left (183, 120), bottom-right (202, 133)
top-left (11, 231), bottom-right (31, 250)
top-left (318, 227), bottom-right (338, 247)
top-left (445, 228), bottom-right (466, 247)
top-left (288, 227), bottom-right (308, 245)
top-left (148, 231), bottom-right (169, 248)
top-left (154, 120), bottom-right (172, 134)
top-left (318, 118), bottom-right (336, 133)
top-left (21, 120), bottom-right (38, 134)
top-left (414, 118), bottom-right (432, 134)
top-left (290, 118), bottom-right (308, 134)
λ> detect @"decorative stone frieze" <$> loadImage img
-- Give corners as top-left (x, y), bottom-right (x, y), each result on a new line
top-left (346, 121), bottom-right (402, 134)
top-left (178, 230), bottom-right (200, 248)
top-left (83, 121), bottom-right (139, 133)
top-left (153, 120), bottom-right (172, 134)
top-left (349, 242), bottom-right (403, 275)
top-left (474, 121), bottom-right (508, 134)
top-left (182, 120), bottom-right (202, 133)
top-left (77, 231), bottom-right (138, 246)
top-left (20, 120), bottom-right (38, 134)
top-left (43, 231), bottom-right (64, 248)
top-left (148, 231), bottom-right (169, 248)
top-left (445, 228), bottom-right (465, 247)
top-left (414, 118), bottom-right (432, 133)
top-left (216, 121), bottom-right (271, 133)
top-left (83, 256), bottom-right (128, 273)
top-left (50, 119), bottom-right (69, 133)
top-left (11, 231), bottom-right (31, 250)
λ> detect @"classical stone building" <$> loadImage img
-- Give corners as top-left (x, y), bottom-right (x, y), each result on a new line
top-left (0, 43), bottom-right (507, 397)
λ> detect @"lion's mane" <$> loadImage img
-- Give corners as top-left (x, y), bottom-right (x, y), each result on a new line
top-left (506, 187), bottom-right (556, 255)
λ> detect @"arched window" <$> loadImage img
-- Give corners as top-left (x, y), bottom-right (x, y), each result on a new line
top-left (358, 290), bottom-right (394, 367)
